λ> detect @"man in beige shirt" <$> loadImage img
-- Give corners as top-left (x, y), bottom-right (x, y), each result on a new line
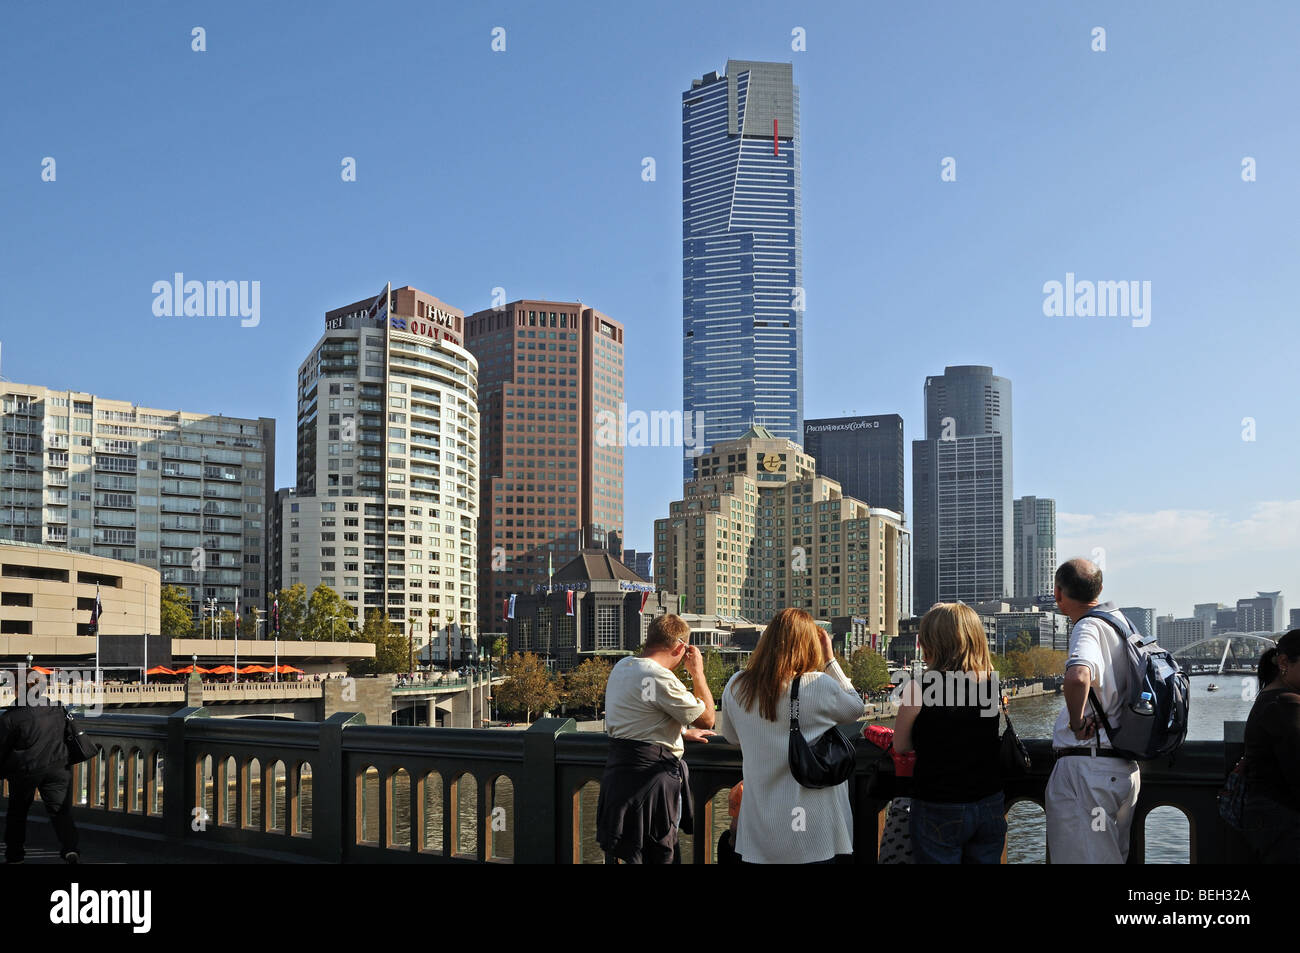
top-left (597, 614), bottom-right (715, 862)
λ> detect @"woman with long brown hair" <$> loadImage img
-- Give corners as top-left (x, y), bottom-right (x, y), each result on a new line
top-left (718, 608), bottom-right (866, 863)
top-left (892, 602), bottom-right (1005, 863)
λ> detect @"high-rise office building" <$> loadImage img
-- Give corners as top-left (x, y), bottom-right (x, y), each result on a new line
top-left (1216, 607), bottom-right (1239, 633)
top-left (622, 549), bottom-right (652, 580)
top-left (1159, 616), bottom-right (1211, 652)
top-left (912, 366), bottom-right (1013, 614)
top-left (464, 300), bottom-right (624, 640)
top-left (682, 60), bottom-right (802, 479)
top-left (0, 383), bottom-right (274, 626)
top-left (1193, 602), bottom-right (1223, 634)
top-left (1291, 607), bottom-right (1300, 631)
top-left (655, 426), bottom-right (906, 639)
top-left (1013, 496), bottom-right (1056, 600)
top-left (1237, 591), bottom-right (1285, 633)
top-left (1119, 606), bottom-right (1156, 642)
top-left (802, 415), bottom-right (905, 516)
top-left (284, 284), bottom-right (478, 661)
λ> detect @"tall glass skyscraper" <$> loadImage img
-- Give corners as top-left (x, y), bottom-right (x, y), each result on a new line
top-left (682, 60), bottom-right (803, 480)
top-left (1013, 495), bottom-right (1056, 599)
top-left (911, 365), bottom-right (1014, 614)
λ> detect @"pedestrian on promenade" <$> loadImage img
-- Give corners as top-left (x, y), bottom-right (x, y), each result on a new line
top-left (717, 608), bottom-right (864, 863)
top-left (1240, 629), bottom-right (1300, 862)
top-left (1045, 558), bottom-right (1140, 863)
top-left (596, 614), bottom-right (715, 863)
top-left (892, 603), bottom-right (1005, 863)
top-left (0, 676), bottom-right (81, 864)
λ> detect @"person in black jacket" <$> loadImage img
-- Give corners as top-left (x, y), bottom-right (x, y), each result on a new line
top-left (0, 678), bottom-right (81, 864)
top-left (1242, 629), bottom-right (1300, 863)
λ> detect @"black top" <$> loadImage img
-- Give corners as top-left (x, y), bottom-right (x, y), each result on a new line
top-left (911, 674), bottom-right (1002, 803)
top-left (0, 705), bottom-right (70, 780)
top-left (1244, 688), bottom-right (1300, 812)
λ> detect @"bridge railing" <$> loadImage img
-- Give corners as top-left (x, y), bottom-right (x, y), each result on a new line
top-left (1, 710), bottom-right (1240, 864)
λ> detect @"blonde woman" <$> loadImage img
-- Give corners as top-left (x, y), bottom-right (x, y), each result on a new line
top-left (893, 603), bottom-right (1005, 864)
top-left (718, 608), bottom-right (866, 863)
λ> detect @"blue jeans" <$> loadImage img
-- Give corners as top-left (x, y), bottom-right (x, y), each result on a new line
top-left (910, 791), bottom-right (1006, 864)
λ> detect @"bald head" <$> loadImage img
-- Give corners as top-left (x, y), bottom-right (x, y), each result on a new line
top-left (1055, 558), bottom-right (1103, 604)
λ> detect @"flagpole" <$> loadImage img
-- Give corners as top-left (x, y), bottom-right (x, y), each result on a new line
top-left (94, 583), bottom-right (101, 685)
top-left (234, 596), bottom-right (239, 684)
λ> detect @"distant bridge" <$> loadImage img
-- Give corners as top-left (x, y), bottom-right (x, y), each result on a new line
top-left (1, 676), bottom-right (502, 726)
top-left (1172, 633), bottom-right (1276, 675)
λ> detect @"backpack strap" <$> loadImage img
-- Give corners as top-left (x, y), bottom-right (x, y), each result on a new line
top-left (1077, 611), bottom-right (1128, 748)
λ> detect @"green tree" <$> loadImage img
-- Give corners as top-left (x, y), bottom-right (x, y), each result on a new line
top-left (491, 636), bottom-right (509, 661)
top-left (991, 652), bottom-right (1022, 681)
top-left (348, 609), bottom-right (407, 676)
top-left (270, 583), bottom-right (308, 640)
top-left (848, 647), bottom-right (891, 693)
top-left (1006, 632), bottom-right (1035, 655)
top-left (200, 609), bottom-right (240, 640)
top-left (495, 652), bottom-right (560, 723)
top-left (160, 585), bottom-right (194, 637)
top-left (563, 658), bottom-right (612, 718)
top-left (303, 584), bottom-right (357, 642)
top-left (698, 648), bottom-right (734, 698)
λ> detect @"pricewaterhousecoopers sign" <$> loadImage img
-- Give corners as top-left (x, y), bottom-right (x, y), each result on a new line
top-left (804, 417), bottom-right (888, 434)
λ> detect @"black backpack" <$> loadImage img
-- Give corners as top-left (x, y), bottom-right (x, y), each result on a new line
top-left (1081, 609), bottom-right (1190, 761)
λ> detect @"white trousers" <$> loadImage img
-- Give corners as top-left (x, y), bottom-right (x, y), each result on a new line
top-left (1045, 755), bottom-right (1140, 863)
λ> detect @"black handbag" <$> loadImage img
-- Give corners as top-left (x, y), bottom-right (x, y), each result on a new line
top-left (998, 699), bottom-right (1031, 780)
top-left (63, 707), bottom-right (96, 765)
top-left (1219, 757), bottom-right (1248, 830)
top-left (788, 674), bottom-right (856, 789)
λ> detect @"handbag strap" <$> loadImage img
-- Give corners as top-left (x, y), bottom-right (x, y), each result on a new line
top-left (789, 674), bottom-right (801, 733)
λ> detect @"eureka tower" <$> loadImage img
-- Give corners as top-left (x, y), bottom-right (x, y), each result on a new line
top-left (682, 60), bottom-right (803, 480)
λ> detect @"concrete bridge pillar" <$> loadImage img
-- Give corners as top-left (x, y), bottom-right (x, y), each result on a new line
top-left (320, 677), bottom-right (391, 725)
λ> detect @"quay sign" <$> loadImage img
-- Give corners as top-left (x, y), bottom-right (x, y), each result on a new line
top-left (390, 301), bottom-right (458, 341)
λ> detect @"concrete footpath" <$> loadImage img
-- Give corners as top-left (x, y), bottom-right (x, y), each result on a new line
top-left (0, 814), bottom-right (284, 864)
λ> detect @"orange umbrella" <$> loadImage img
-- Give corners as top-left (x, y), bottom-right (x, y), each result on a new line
top-left (274, 664), bottom-right (304, 674)
top-left (207, 665), bottom-right (236, 675)
top-left (145, 666), bottom-right (176, 675)
top-left (172, 665), bottom-right (214, 675)
top-left (239, 664), bottom-right (274, 674)
top-left (32, 666), bottom-right (54, 675)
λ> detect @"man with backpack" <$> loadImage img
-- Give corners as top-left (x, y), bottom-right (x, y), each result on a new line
top-left (1046, 558), bottom-right (1185, 863)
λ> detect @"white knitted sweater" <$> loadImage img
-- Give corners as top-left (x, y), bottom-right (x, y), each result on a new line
top-left (718, 661), bottom-right (865, 863)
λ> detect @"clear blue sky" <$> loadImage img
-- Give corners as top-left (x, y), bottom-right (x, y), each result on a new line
top-left (3, 0), bottom-right (1298, 619)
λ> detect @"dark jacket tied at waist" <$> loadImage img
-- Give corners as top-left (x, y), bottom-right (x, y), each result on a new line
top-left (595, 739), bottom-right (694, 863)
